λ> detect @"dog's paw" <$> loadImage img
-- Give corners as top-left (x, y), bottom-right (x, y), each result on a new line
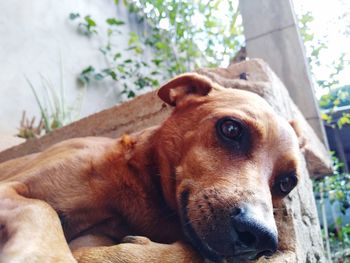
top-left (121, 235), bottom-right (151, 245)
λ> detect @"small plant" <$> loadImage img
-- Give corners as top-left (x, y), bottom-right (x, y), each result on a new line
top-left (69, 13), bottom-right (98, 36)
top-left (17, 111), bottom-right (44, 139)
top-left (21, 60), bottom-right (84, 138)
top-left (25, 76), bottom-right (71, 134)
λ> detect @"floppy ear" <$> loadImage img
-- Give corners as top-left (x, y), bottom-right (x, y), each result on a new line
top-left (157, 73), bottom-right (213, 106)
top-left (289, 119), bottom-right (307, 150)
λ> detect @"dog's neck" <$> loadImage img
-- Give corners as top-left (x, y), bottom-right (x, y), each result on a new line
top-left (124, 126), bottom-right (177, 210)
top-left (112, 126), bottom-right (182, 242)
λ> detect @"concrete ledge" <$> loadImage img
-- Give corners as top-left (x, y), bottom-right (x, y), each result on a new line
top-left (0, 60), bottom-right (331, 176)
top-left (0, 92), bottom-right (172, 163)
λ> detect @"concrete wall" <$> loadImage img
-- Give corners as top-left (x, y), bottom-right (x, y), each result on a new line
top-left (0, 0), bottom-right (154, 136)
top-left (239, 0), bottom-right (328, 146)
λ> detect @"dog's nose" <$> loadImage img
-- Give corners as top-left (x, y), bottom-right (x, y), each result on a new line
top-left (230, 206), bottom-right (278, 258)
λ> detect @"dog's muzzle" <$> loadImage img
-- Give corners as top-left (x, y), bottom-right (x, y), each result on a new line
top-left (181, 191), bottom-right (278, 263)
top-left (228, 205), bottom-right (278, 261)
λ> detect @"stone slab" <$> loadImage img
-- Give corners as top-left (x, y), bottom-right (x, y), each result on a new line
top-left (0, 92), bottom-right (171, 162)
top-left (239, 0), bottom-right (296, 40)
top-left (239, 0), bottom-right (327, 145)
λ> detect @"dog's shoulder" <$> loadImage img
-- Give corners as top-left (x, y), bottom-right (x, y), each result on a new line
top-left (44, 137), bottom-right (115, 152)
top-left (0, 137), bottom-right (116, 182)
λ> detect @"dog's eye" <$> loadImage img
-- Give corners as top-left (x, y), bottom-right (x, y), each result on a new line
top-left (217, 118), bottom-right (243, 140)
top-left (273, 173), bottom-right (298, 196)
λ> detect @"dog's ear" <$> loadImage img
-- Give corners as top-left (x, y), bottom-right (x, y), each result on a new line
top-left (289, 119), bottom-right (307, 150)
top-left (157, 73), bottom-right (213, 106)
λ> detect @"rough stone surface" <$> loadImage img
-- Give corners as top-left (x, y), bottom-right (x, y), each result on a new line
top-left (238, 0), bottom-right (295, 40)
top-left (0, 59), bottom-right (329, 262)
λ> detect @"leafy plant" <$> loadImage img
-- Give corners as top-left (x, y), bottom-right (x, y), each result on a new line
top-left (17, 111), bottom-right (44, 139)
top-left (125, 0), bottom-right (243, 71)
top-left (70, 13), bottom-right (98, 36)
top-left (69, 0), bottom-right (243, 100)
top-left (313, 154), bottom-right (350, 263)
top-left (319, 85), bottom-right (350, 128)
top-left (298, 9), bottom-right (350, 262)
top-left (69, 12), bottom-right (160, 99)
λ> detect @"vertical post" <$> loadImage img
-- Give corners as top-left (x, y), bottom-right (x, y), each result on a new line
top-left (239, 0), bottom-right (328, 145)
top-left (333, 126), bottom-right (349, 173)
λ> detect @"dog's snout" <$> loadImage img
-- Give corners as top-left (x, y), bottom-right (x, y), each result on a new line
top-left (230, 206), bottom-right (278, 258)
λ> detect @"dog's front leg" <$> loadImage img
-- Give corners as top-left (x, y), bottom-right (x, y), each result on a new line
top-left (0, 182), bottom-right (76, 263)
top-left (73, 236), bottom-right (205, 263)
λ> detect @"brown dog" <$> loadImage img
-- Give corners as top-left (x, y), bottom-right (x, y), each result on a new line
top-left (0, 73), bottom-right (301, 263)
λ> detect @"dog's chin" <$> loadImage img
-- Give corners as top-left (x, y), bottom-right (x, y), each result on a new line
top-left (180, 190), bottom-right (225, 263)
top-left (179, 190), bottom-right (263, 263)
top-left (225, 252), bottom-right (262, 263)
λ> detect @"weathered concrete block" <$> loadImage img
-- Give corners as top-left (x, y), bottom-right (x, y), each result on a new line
top-left (0, 59), bottom-right (330, 262)
top-left (239, 0), bottom-right (296, 40)
top-left (239, 0), bottom-right (327, 144)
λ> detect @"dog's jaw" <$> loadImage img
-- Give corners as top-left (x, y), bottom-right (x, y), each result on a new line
top-left (180, 189), bottom-right (225, 263)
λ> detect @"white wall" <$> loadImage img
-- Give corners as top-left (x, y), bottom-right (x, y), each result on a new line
top-left (0, 0), bottom-right (154, 136)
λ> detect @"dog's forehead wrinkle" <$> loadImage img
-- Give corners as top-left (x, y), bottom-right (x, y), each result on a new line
top-left (210, 88), bottom-right (273, 109)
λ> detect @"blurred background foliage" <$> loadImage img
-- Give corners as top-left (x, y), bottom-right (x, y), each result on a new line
top-left (298, 4), bottom-right (350, 262)
top-left (68, 0), bottom-right (244, 100)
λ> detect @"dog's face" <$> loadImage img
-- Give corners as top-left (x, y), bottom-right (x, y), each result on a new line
top-left (156, 74), bottom-right (301, 262)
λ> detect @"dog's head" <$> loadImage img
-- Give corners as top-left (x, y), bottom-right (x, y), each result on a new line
top-left (156, 73), bottom-right (301, 262)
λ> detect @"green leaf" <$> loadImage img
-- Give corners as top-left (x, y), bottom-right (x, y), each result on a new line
top-left (204, 19), bottom-right (218, 28)
top-left (84, 15), bottom-right (96, 27)
top-left (106, 18), bottom-right (125, 26)
top-left (152, 59), bottom-right (162, 66)
top-left (116, 65), bottom-right (125, 73)
top-left (109, 71), bottom-right (117, 80)
top-left (128, 90), bottom-right (136, 98)
top-left (81, 66), bottom-right (95, 75)
top-left (113, 52), bottom-right (122, 60)
top-left (128, 32), bottom-right (140, 45)
top-left (155, 41), bottom-right (167, 50)
top-left (134, 46), bottom-right (144, 54)
top-left (69, 13), bottom-right (80, 20)
top-left (338, 113), bottom-right (350, 128)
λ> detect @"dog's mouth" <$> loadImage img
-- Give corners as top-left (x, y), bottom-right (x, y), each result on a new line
top-left (180, 190), bottom-right (225, 263)
top-left (180, 190), bottom-right (266, 263)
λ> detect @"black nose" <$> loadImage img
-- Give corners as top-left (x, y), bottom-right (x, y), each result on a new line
top-left (231, 207), bottom-right (278, 258)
